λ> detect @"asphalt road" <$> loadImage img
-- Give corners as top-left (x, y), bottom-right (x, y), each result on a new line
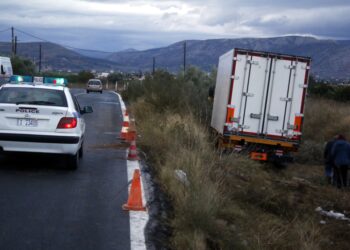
top-left (0, 89), bottom-right (131, 250)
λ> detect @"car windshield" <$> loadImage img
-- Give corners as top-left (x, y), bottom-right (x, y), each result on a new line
top-left (0, 87), bottom-right (68, 107)
top-left (88, 81), bottom-right (101, 85)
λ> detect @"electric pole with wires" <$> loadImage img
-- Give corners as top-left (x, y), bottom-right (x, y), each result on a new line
top-left (11, 27), bottom-right (14, 56)
top-left (39, 44), bottom-right (42, 73)
top-left (183, 41), bottom-right (186, 75)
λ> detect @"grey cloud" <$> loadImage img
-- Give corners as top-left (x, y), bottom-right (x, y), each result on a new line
top-left (1, 0), bottom-right (350, 52)
top-left (162, 12), bottom-right (178, 20)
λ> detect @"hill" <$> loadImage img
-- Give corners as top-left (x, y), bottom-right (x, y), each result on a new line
top-left (0, 42), bottom-right (129, 72)
top-left (1, 36), bottom-right (350, 79)
top-left (107, 36), bottom-right (350, 79)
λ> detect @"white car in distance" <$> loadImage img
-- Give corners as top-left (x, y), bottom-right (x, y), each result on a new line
top-left (0, 76), bottom-right (93, 169)
top-left (86, 79), bottom-right (103, 94)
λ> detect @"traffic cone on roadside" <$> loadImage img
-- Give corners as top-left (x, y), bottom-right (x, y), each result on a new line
top-left (119, 126), bottom-right (129, 140)
top-left (119, 113), bottom-right (130, 140)
top-left (123, 113), bottom-right (130, 127)
top-left (122, 169), bottom-right (146, 211)
top-left (128, 139), bottom-right (139, 161)
top-left (125, 130), bottom-right (136, 142)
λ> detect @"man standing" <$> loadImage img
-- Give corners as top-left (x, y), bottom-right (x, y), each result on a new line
top-left (331, 135), bottom-right (350, 188)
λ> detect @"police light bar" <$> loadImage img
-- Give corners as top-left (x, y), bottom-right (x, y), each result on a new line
top-left (43, 77), bottom-right (68, 86)
top-left (33, 76), bottom-right (44, 84)
top-left (10, 75), bottom-right (33, 84)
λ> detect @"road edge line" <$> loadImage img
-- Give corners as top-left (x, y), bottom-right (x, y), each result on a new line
top-left (114, 91), bottom-right (149, 250)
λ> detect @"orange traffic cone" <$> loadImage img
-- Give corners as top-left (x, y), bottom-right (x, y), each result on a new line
top-left (125, 130), bottom-right (136, 142)
top-left (128, 139), bottom-right (139, 160)
top-left (122, 169), bottom-right (146, 211)
top-left (119, 113), bottom-right (130, 140)
top-left (123, 113), bottom-right (130, 127)
top-left (120, 126), bottom-right (129, 140)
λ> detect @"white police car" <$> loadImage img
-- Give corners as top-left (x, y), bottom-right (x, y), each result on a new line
top-left (0, 75), bottom-right (93, 169)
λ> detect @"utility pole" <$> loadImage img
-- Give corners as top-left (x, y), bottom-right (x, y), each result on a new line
top-left (152, 57), bottom-right (155, 75)
top-left (14, 36), bottom-right (17, 55)
top-left (11, 27), bottom-right (14, 56)
top-left (39, 44), bottom-right (42, 73)
top-left (183, 41), bottom-right (186, 75)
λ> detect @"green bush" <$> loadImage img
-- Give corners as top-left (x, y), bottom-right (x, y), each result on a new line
top-left (333, 85), bottom-right (350, 101)
top-left (11, 56), bottom-right (36, 75)
top-left (124, 68), bottom-right (215, 124)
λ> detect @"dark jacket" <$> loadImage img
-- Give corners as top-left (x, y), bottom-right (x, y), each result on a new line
top-left (324, 139), bottom-right (336, 165)
top-left (331, 140), bottom-right (350, 167)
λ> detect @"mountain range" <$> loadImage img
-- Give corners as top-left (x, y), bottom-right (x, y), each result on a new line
top-left (1, 36), bottom-right (350, 79)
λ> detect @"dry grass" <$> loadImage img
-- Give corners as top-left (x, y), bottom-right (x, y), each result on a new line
top-left (297, 97), bottom-right (350, 164)
top-left (129, 93), bottom-right (350, 249)
top-left (303, 97), bottom-right (350, 142)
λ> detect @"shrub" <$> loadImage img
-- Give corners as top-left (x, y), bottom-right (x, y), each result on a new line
top-left (125, 68), bottom-right (214, 124)
top-left (11, 56), bottom-right (36, 75)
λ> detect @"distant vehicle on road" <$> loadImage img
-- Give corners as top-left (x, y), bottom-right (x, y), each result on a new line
top-left (86, 79), bottom-right (103, 94)
top-left (0, 57), bottom-right (13, 85)
top-left (0, 75), bottom-right (93, 169)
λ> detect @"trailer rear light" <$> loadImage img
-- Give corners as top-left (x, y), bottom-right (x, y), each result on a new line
top-left (293, 116), bottom-right (303, 132)
top-left (226, 105), bottom-right (235, 123)
top-left (57, 117), bottom-right (77, 129)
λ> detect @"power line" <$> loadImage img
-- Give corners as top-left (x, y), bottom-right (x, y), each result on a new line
top-left (14, 27), bottom-right (114, 54)
top-left (0, 28), bottom-right (11, 33)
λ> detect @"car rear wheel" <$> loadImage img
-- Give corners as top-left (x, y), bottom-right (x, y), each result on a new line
top-left (79, 143), bottom-right (83, 158)
top-left (67, 153), bottom-right (79, 170)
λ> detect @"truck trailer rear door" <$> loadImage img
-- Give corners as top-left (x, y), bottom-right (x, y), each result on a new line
top-left (263, 58), bottom-right (309, 139)
top-left (233, 53), bottom-right (271, 135)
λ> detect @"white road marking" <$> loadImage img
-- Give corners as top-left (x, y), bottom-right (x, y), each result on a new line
top-left (127, 160), bottom-right (149, 250)
top-left (115, 91), bottom-right (149, 250)
top-left (103, 132), bottom-right (120, 135)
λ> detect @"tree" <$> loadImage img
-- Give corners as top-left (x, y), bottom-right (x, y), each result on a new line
top-left (11, 56), bottom-right (36, 75)
top-left (108, 73), bottom-right (124, 83)
top-left (77, 71), bottom-right (94, 83)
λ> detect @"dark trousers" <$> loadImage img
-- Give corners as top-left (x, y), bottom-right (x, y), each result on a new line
top-left (333, 165), bottom-right (348, 188)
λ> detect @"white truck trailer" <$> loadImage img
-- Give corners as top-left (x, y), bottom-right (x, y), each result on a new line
top-left (0, 57), bottom-right (13, 85)
top-left (211, 48), bottom-right (311, 162)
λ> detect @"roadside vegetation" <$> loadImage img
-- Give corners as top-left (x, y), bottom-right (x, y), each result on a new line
top-left (123, 69), bottom-right (350, 250)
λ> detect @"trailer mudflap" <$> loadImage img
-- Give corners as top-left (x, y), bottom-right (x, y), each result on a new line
top-left (251, 152), bottom-right (268, 161)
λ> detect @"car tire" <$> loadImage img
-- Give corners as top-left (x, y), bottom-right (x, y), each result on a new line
top-left (67, 153), bottom-right (79, 170)
top-left (87, 90), bottom-right (89, 94)
top-left (79, 143), bottom-right (83, 158)
top-left (100, 91), bottom-right (102, 94)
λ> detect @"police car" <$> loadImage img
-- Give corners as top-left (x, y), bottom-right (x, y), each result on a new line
top-left (0, 75), bottom-right (93, 169)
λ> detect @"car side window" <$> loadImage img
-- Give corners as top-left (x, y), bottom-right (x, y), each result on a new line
top-left (72, 95), bottom-right (81, 114)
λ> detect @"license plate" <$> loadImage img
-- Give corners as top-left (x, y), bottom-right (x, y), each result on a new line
top-left (17, 118), bottom-right (38, 127)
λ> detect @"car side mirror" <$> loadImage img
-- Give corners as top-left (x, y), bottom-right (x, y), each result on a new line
top-left (81, 106), bottom-right (93, 114)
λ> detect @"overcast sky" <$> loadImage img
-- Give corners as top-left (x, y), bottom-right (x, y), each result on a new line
top-left (0, 0), bottom-right (349, 52)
